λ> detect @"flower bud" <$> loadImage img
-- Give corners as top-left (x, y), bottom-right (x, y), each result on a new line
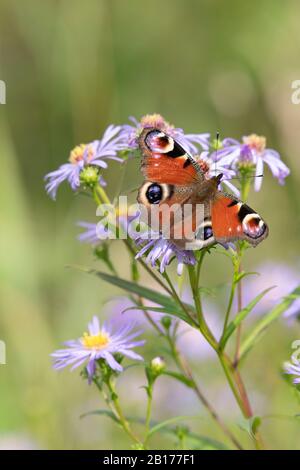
top-left (150, 356), bottom-right (166, 375)
top-left (145, 356), bottom-right (166, 387)
top-left (161, 316), bottom-right (172, 330)
top-left (80, 165), bottom-right (99, 188)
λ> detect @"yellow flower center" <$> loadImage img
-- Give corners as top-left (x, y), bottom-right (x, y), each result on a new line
top-left (243, 134), bottom-right (266, 153)
top-left (140, 113), bottom-right (172, 131)
top-left (82, 331), bottom-right (110, 350)
top-left (69, 144), bottom-right (94, 164)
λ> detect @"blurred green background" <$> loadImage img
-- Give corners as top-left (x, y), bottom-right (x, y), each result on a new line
top-left (0, 0), bottom-right (300, 450)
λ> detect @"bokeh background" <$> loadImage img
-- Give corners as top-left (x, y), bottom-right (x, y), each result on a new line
top-left (0, 0), bottom-right (300, 450)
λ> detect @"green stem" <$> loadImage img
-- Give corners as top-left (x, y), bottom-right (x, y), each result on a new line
top-left (187, 265), bottom-right (218, 349)
top-left (166, 334), bottom-right (244, 450)
top-left (190, 254), bottom-right (265, 449)
top-left (107, 378), bottom-right (141, 445)
top-left (222, 250), bottom-right (242, 337)
top-left (162, 270), bottom-right (198, 327)
top-left (234, 262), bottom-right (243, 366)
top-left (96, 184), bottom-right (111, 204)
top-left (222, 280), bottom-right (236, 334)
top-left (144, 386), bottom-right (153, 447)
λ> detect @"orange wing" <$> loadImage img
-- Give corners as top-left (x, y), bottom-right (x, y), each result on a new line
top-left (211, 193), bottom-right (268, 246)
top-left (138, 128), bottom-right (202, 185)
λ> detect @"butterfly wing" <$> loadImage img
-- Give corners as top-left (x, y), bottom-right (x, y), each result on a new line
top-left (210, 192), bottom-right (268, 246)
top-left (137, 127), bottom-right (268, 249)
top-left (138, 128), bottom-right (203, 185)
top-left (137, 128), bottom-right (212, 241)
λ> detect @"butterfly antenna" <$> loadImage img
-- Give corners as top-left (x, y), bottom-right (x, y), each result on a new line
top-left (214, 131), bottom-right (220, 175)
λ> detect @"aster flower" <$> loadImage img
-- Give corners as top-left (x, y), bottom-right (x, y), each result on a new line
top-left (134, 234), bottom-right (196, 275)
top-left (77, 221), bottom-right (112, 245)
top-left (45, 125), bottom-right (126, 199)
top-left (283, 361), bottom-right (300, 385)
top-left (196, 151), bottom-right (240, 197)
top-left (77, 206), bottom-right (140, 245)
top-left (51, 316), bottom-right (145, 383)
top-left (120, 114), bottom-right (210, 154)
top-left (210, 134), bottom-right (290, 191)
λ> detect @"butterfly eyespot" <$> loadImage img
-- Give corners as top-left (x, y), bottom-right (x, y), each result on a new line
top-left (203, 225), bottom-right (213, 240)
top-left (195, 221), bottom-right (214, 242)
top-left (146, 183), bottom-right (163, 204)
top-left (242, 214), bottom-right (267, 239)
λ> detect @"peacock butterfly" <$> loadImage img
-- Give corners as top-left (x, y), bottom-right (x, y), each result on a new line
top-left (137, 127), bottom-right (268, 250)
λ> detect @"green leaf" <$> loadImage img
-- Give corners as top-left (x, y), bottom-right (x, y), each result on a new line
top-left (122, 305), bottom-right (181, 316)
top-left (235, 271), bottom-right (259, 283)
top-left (155, 423), bottom-right (229, 450)
top-left (238, 416), bottom-right (261, 438)
top-left (161, 370), bottom-right (194, 388)
top-left (250, 416), bottom-right (262, 435)
top-left (131, 258), bottom-right (139, 282)
top-left (184, 432), bottom-right (229, 450)
top-left (94, 244), bottom-right (116, 274)
top-left (148, 415), bottom-right (200, 438)
top-left (79, 268), bottom-right (196, 325)
top-left (80, 409), bottom-right (119, 424)
top-left (220, 287), bottom-right (274, 349)
top-left (240, 286), bottom-right (300, 361)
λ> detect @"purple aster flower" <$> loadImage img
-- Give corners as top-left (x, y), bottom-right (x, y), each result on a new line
top-left (45, 125), bottom-right (126, 199)
top-left (51, 316), bottom-right (145, 383)
top-left (77, 207), bottom-right (140, 245)
top-left (134, 234), bottom-right (196, 275)
top-left (210, 134), bottom-right (290, 191)
top-left (77, 221), bottom-right (112, 244)
top-left (284, 361), bottom-right (300, 385)
top-left (120, 114), bottom-right (210, 153)
top-left (196, 152), bottom-right (240, 197)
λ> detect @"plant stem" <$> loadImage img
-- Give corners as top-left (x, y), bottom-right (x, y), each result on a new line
top-left (187, 265), bottom-right (218, 349)
top-left (163, 270), bottom-right (198, 326)
top-left (107, 378), bottom-right (141, 445)
top-left (222, 279), bottom-right (236, 334)
top-left (166, 334), bottom-right (244, 450)
top-left (96, 184), bottom-right (111, 205)
top-left (144, 385), bottom-right (153, 447)
top-left (189, 254), bottom-right (265, 449)
top-left (234, 263), bottom-right (243, 366)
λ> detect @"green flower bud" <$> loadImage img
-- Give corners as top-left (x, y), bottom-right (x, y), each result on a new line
top-left (161, 316), bottom-right (172, 330)
top-left (80, 165), bottom-right (99, 188)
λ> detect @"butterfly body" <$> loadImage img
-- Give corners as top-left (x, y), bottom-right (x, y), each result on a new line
top-left (137, 128), bottom-right (268, 250)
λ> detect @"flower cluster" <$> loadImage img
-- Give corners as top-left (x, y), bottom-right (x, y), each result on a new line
top-left (44, 113), bottom-right (290, 274)
top-left (47, 113), bottom-right (300, 451)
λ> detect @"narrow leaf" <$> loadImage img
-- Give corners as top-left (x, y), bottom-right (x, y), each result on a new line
top-left (220, 287), bottom-right (274, 349)
top-left (162, 370), bottom-right (194, 388)
top-left (148, 415), bottom-right (200, 438)
top-left (79, 268), bottom-right (196, 325)
top-left (80, 409), bottom-right (119, 423)
top-left (240, 286), bottom-right (300, 361)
